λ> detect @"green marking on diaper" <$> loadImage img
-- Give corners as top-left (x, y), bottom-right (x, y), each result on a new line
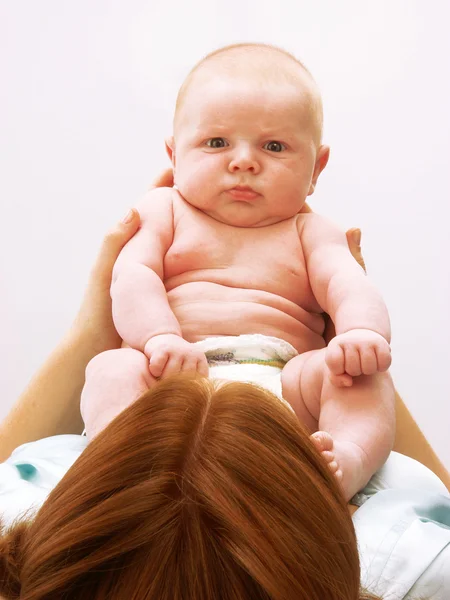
top-left (206, 351), bottom-right (286, 369)
top-left (15, 463), bottom-right (38, 481)
top-left (237, 358), bottom-right (285, 368)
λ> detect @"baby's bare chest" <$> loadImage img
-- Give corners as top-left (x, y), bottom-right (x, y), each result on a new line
top-left (164, 209), bottom-right (314, 307)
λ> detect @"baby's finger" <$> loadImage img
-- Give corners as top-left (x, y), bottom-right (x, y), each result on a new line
top-left (360, 347), bottom-right (378, 375)
top-left (376, 346), bottom-right (392, 372)
top-left (343, 347), bottom-right (363, 377)
top-left (149, 352), bottom-right (169, 378)
top-left (329, 372), bottom-right (353, 388)
top-left (196, 357), bottom-right (209, 377)
top-left (325, 343), bottom-right (345, 375)
top-left (180, 355), bottom-right (200, 374)
top-left (160, 354), bottom-right (184, 378)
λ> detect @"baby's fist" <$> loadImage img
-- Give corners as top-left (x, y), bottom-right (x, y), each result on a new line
top-left (325, 329), bottom-right (391, 387)
top-left (144, 334), bottom-right (209, 379)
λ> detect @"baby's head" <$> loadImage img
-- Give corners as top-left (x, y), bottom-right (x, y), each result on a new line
top-left (167, 44), bottom-right (330, 228)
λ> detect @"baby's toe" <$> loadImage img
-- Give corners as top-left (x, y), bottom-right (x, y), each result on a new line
top-left (328, 460), bottom-right (339, 474)
top-left (334, 467), bottom-right (343, 481)
top-left (321, 450), bottom-right (335, 464)
top-left (310, 430), bottom-right (334, 453)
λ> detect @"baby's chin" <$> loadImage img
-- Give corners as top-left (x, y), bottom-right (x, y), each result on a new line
top-left (176, 187), bottom-right (299, 227)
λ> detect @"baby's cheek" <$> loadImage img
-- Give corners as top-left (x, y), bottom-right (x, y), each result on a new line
top-left (275, 176), bottom-right (310, 208)
top-left (177, 161), bottom-right (219, 203)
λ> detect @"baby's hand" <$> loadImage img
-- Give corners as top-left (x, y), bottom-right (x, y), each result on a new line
top-left (144, 334), bottom-right (209, 379)
top-left (325, 329), bottom-right (391, 387)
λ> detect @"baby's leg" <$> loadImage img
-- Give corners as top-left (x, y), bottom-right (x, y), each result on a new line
top-left (281, 349), bottom-right (396, 501)
top-left (80, 348), bottom-right (157, 442)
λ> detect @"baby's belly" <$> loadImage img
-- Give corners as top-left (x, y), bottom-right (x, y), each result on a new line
top-left (167, 282), bottom-right (326, 354)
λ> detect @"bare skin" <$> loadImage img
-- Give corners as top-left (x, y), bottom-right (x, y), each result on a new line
top-left (166, 195), bottom-right (393, 498)
top-left (83, 61), bottom-right (395, 501)
top-left (2, 170), bottom-right (449, 520)
top-left (281, 347), bottom-right (395, 501)
top-left (83, 189), bottom-right (394, 501)
top-left (164, 192), bottom-right (326, 352)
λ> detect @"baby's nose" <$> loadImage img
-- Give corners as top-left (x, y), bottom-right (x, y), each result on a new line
top-left (228, 147), bottom-right (261, 173)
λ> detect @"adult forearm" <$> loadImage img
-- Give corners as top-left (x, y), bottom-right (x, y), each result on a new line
top-left (394, 390), bottom-right (450, 492)
top-left (0, 206), bottom-right (145, 463)
top-left (0, 327), bottom-right (95, 462)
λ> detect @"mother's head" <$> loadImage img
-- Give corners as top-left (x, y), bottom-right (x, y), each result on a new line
top-left (0, 376), bottom-right (380, 599)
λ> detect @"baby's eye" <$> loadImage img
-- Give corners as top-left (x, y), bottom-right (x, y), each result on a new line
top-left (205, 137), bottom-right (228, 148)
top-left (264, 141), bottom-right (286, 153)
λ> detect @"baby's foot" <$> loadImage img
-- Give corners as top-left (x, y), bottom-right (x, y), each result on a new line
top-left (310, 431), bottom-right (343, 483)
top-left (310, 431), bottom-right (369, 501)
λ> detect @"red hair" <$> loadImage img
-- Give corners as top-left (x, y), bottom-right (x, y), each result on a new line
top-left (0, 375), bottom-right (382, 599)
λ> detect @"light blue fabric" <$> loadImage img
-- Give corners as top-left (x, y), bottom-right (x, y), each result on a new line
top-left (353, 451), bottom-right (450, 599)
top-left (0, 435), bottom-right (88, 528)
top-left (355, 489), bottom-right (450, 599)
top-left (0, 437), bottom-right (449, 599)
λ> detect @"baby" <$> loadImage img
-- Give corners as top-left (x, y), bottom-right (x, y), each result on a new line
top-left (80, 43), bottom-right (395, 502)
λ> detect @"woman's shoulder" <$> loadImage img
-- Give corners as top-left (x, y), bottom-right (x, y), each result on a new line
top-left (361, 451), bottom-right (450, 499)
top-left (0, 435), bottom-right (88, 529)
top-left (353, 452), bottom-right (450, 599)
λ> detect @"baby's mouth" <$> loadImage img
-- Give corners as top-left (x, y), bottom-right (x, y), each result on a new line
top-left (227, 186), bottom-right (260, 200)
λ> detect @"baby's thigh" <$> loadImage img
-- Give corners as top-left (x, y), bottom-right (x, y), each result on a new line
top-left (281, 349), bottom-right (325, 433)
top-left (81, 348), bottom-right (157, 440)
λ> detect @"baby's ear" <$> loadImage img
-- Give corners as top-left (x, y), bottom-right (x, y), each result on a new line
top-left (165, 136), bottom-right (176, 165)
top-left (308, 145), bottom-right (330, 196)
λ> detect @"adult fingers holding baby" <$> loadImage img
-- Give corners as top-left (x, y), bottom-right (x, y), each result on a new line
top-left (73, 166), bottom-right (173, 356)
top-left (346, 228), bottom-right (366, 272)
top-left (148, 167), bottom-right (174, 190)
top-left (0, 207), bottom-right (143, 459)
top-left (72, 207), bottom-right (142, 354)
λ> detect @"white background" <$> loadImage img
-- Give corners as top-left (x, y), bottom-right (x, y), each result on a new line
top-left (1, 1), bottom-right (449, 467)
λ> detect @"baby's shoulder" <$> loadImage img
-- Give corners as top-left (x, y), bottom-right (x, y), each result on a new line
top-left (134, 186), bottom-right (177, 215)
top-left (295, 211), bottom-right (345, 239)
top-left (129, 187), bottom-right (179, 237)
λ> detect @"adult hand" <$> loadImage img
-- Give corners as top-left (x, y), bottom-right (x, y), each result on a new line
top-left (71, 208), bottom-right (141, 353)
top-left (72, 169), bottom-right (176, 353)
top-left (148, 167), bottom-right (174, 189)
top-left (345, 228), bottom-right (366, 272)
top-left (0, 205), bottom-right (147, 452)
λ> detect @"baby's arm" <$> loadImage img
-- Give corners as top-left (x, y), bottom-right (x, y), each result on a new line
top-left (300, 214), bottom-right (391, 386)
top-left (111, 188), bottom-right (178, 348)
top-left (111, 188), bottom-right (207, 377)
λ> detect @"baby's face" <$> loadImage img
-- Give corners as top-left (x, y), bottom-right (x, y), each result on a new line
top-left (170, 76), bottom-right (324, 228)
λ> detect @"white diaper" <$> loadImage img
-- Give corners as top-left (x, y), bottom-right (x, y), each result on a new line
top-left (193, 334), bottom-right (298, 412)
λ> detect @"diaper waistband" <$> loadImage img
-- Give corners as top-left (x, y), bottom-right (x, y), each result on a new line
top-left (193, 334), bottom-right (298, 368)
